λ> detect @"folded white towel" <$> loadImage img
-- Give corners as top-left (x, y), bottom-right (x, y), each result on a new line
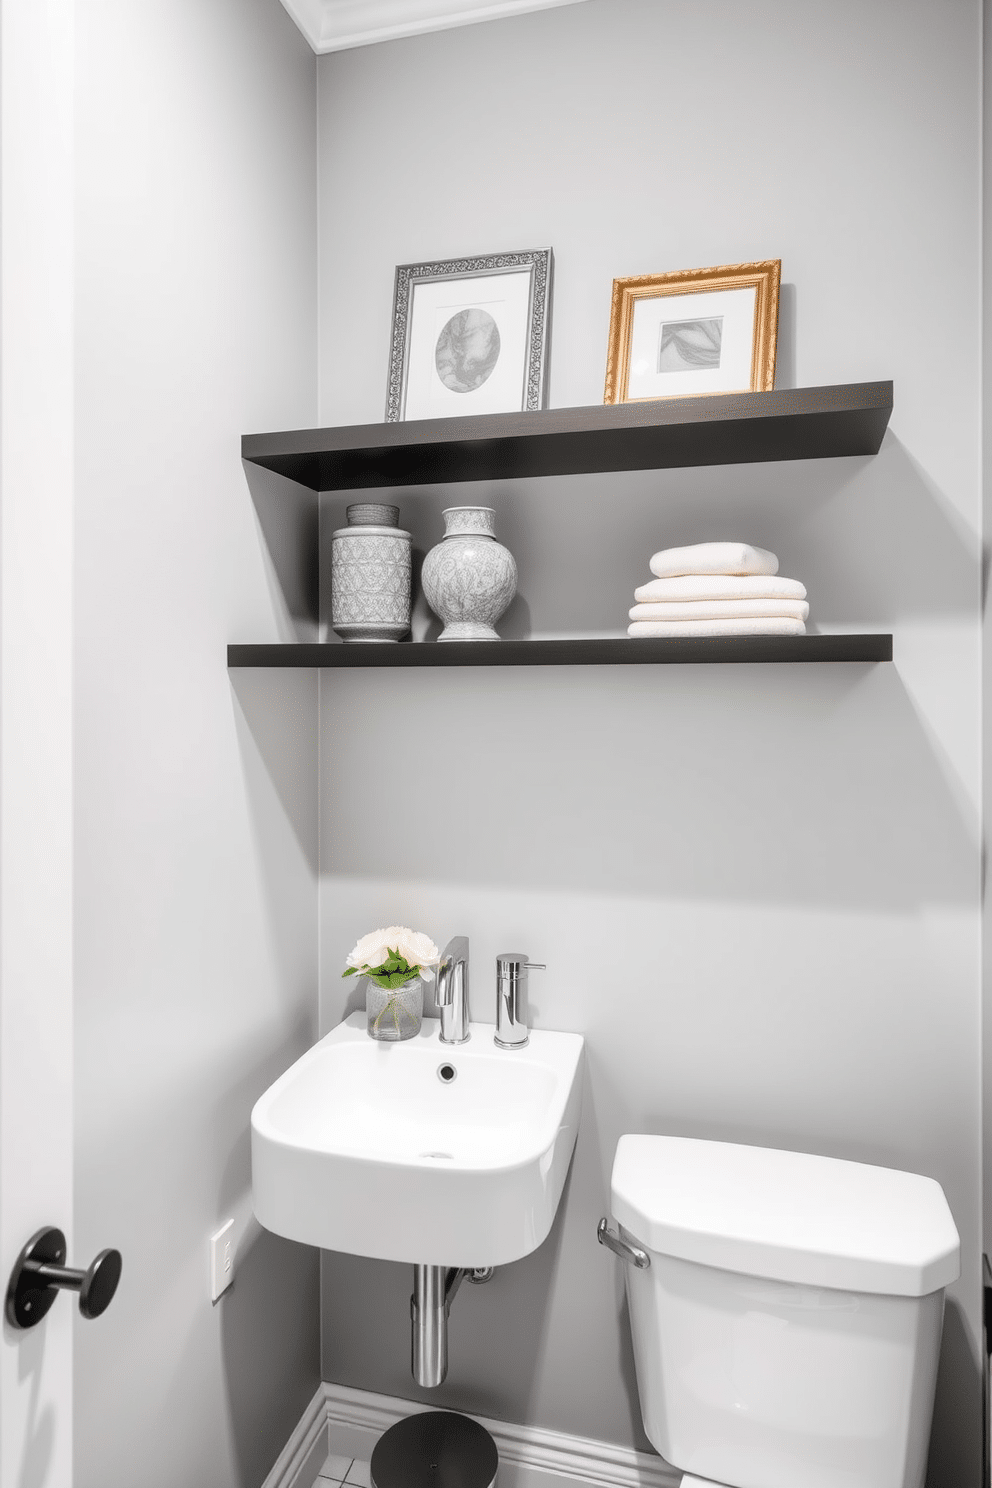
top-left (634, 574), bottom-right (807, 603)
top-left (649, 542), bottom-right (779, 579)
top-left (628, 617), bottom-right (807, 638)
top-left (629, 597), bottom-right (809, 622)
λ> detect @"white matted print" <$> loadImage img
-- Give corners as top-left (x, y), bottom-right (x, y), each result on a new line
top-left (604, 260), bottom-right (780, 404)
top-left (386, 250), bottom-right (553, 422)
top-left (627, 286), bottom-right (757, 399)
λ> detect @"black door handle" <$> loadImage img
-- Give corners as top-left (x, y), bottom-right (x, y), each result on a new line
top-left (6, 1227), bottom-right (122, 1329)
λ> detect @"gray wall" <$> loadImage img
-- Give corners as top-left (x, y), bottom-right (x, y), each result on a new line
top-left (73, 2), bottom-right (321, 1484)
top-left (316, 2), bottom-right (984, 1483)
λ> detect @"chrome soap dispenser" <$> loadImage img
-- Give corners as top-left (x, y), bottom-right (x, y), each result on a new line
top-left (494, 953), bottom-right (545, 1049)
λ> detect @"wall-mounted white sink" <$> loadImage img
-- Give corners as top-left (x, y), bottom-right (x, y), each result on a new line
top-left (251, 1012), bottom-right (584, 1268)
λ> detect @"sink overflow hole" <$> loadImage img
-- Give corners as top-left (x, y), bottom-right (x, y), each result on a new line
top-left (422, 1152), bottom-right (454, 1160)
top-left (437, 1063), bottom-right (457, 1083)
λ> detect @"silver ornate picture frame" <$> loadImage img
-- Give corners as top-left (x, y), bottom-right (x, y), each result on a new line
top-left (385, 248), bottom-right (553, 423)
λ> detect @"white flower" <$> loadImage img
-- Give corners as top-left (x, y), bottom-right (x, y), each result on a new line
top-left (392, 928), bottom-right (440, 974)
top-left (344, 925), bottom-right (440, 980)
top-left (345, 928), bottom-right (394, 971)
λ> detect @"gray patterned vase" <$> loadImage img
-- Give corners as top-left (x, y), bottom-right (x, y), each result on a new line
top-left (331, 503), bottom-right (411, 643)
top-left (421, 507), bottom-right (517, 642)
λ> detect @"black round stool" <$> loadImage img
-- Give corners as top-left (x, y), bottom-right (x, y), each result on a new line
top-left (370, 1411), bottom-right (498, 1488)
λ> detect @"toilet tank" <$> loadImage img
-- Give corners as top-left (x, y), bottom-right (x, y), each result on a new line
top-left (611, 1136), bottom-right (960, 1488)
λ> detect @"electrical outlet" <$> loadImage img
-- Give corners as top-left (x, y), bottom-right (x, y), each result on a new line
top-left (210, 1219), bottom-right (235, 1302)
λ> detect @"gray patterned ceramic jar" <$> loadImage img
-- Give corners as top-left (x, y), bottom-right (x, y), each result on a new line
top-left (421, 507), bottom-right (517, 642)
top-left (331, 503), bottom-right (411, 643)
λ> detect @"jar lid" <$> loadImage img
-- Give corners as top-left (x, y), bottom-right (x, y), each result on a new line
top-left (347, 503), bottom-right (399, 527)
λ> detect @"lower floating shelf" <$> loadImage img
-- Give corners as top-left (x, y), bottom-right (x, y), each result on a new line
top-left (228, 635), bottom-right (892, 668)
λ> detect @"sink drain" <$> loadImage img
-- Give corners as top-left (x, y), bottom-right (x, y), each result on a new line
top-left (437, 1063), bottom-right (457, 1083)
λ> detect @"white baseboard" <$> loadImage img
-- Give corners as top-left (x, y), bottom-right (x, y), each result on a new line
top-left (260, 1387), bottom-right (329, 1488)
top-left (266, 1380), bottom-right (681, 1488)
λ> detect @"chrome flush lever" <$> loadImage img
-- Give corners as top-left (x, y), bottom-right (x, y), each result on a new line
top-left (597, 1218), bottom-right (650, 1269)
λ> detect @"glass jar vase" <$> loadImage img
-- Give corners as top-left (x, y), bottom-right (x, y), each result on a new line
top-left (366, 978), bottom-right (424, 1041)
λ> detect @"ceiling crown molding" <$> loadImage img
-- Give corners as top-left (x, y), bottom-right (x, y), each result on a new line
top-left (279, 0), bottom-right (590, 54)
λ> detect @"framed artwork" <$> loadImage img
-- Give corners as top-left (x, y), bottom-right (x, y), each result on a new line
top-left (603, 259), bottom-right (781, 404)
top-left (385, 248), bottom-right (553, 422)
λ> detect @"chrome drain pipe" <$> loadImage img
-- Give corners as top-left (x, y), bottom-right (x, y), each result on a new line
top-left (411, 1265), bottom-right (460, 1387)
top-left (411, 1264), bottom-right (492, 1387)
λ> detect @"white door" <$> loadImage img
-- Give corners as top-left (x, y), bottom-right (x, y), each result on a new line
top-left (0, 0), bottom-right (76, 1483)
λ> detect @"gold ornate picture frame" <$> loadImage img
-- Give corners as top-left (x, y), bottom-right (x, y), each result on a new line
top-left (603, 260), bottom-right (781, 404)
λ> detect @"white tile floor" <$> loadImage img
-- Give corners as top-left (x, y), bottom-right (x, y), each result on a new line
top-left (317, 1452), bottom-right (372, 1487)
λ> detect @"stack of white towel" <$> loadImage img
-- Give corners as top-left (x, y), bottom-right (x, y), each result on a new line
top-left (628, 542), bottom-right (808, 638)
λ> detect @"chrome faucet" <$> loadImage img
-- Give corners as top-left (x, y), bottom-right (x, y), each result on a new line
top-left (436, 936), bottom-right (470, 1044)
top-left (494, 953), bottom-right (545, 1049)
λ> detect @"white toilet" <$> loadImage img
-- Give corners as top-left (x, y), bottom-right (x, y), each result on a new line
top-left (608, 1135), bottom-right (960, 1488)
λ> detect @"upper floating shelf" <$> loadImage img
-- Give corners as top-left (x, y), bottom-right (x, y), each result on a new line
top-left (242, 381), bottom-right (893, 493)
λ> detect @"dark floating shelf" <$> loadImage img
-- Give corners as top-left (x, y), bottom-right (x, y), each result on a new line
top-left (228, 635), bottom-right (893, 669)
top-left (242, 381), bottom-right (893, 493)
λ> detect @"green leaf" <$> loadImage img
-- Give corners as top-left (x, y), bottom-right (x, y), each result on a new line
top-left (342, 967), bottom-right (358, 978)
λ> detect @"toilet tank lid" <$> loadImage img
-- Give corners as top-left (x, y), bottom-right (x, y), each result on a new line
top-left (611, 1136), bottom-right (960, 1297)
